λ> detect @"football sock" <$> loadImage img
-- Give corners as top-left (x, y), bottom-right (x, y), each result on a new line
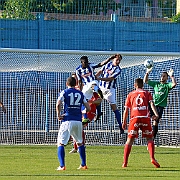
top-left (123, 144), bottom-right (132, 164)
top-left (153, 125), bottom-right (158, 139)
top-left (57, 146), bottom-right (65, 167)
top-left (96, 104), bottom-right (102, 115)
top-left (83, 113), bottom-right (88, 119)
top-left (74, 141), bottom-right (78, 150)
top-left (147, 140), bottom-right (155, 159)
top-left (113, 110), bottom-right (122, 127)
top-left (78, 145), bottom-right (86, 166)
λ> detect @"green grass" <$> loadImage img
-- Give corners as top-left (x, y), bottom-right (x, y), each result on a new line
top-left (0, 145), bottom-right (179, 180)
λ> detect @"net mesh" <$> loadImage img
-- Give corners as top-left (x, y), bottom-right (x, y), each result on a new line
top-left (0, 49), bottom-right (179, 146)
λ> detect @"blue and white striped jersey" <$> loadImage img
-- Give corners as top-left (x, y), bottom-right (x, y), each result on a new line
top-left (75, 63), bottom-right (99, 85)
top-left (99, 61), bottom-right (121, 89)
top-left (58, 87), bottom-right (87, 122)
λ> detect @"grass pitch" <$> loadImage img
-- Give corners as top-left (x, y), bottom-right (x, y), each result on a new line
top-left (0, 145), bottom-right (179, 180)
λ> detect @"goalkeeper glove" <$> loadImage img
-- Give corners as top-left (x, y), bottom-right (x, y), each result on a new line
top-left (146, 67), bottom-right (153, 74)
top-left (167, 69), bottom-right (174, 77)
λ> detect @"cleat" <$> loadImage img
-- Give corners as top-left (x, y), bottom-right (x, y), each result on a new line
top-left (151, 159), bottom-right (160, 168)
top-left (77, 165), bottom-right (88, 170)
top-left (69, 148), bottom-right (78, 154)
top-left (94, 112), bottom-right (103, 122)
top-left (122, 163), bottom-right (127, 168)
top-left (57, 166), bottom-right (66, 171)
top-left (82, 118), bottom-right (90, 125)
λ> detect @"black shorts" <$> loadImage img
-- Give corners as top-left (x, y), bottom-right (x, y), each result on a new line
top-left (149, 105), bottom-right (164, 123)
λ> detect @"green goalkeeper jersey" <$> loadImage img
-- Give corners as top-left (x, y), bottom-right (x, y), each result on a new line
top-left (148, 80), bottom-right (173, 107)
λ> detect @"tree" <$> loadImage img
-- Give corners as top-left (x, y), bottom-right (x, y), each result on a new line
top-left (1, 0), bottom-right (36, 20)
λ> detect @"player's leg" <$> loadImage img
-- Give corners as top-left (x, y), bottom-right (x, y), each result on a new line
top-left (104, 88), bottom-right (123, 133)
top-left (122, 137), bottom-right (134, 167)
top-left (57, 121), bottom-right (70, 170)
top-left (122, 118), bottom-right (139, 167)
top-left (142, 118), bottom-right (160, 168)
top-left (94, 88), bottom-right (103, 121)
top-left (70, 121), bottom-right (87, 169)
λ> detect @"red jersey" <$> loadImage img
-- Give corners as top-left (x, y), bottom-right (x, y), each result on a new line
top-left (87, 92), bottom-right (101, 121)
top-left (125, 89), bottom-right (153, 119)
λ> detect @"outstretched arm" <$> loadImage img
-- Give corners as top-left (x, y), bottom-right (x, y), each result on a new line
top-left (97, 54), bottom-right (117, 67)
top-left (167, 69), bottom-right (177, 88)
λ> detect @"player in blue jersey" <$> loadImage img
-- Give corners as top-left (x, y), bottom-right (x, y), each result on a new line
top-left (95, 54), bottom-right (124, 134)
top-left (56, 76), bottom-right (90, 171)
top-left (75, 55), bottom-right (116, 121)
top-left (0, 101), bottom-right (6, 113)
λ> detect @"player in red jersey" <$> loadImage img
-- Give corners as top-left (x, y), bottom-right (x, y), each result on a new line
top-left (122, 78), bottom-right (160, 168)
top-left (69, 76), bottom-right (102, 153)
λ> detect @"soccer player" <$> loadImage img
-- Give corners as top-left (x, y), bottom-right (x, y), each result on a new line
top-left (75, 55), bottom-right (117, 121)
top-left (95, 54), bottom-right (124, 133)
top-left (0, 101), bottom-right (6, 113)
top-left (144, 68), bottom-right (177, 139)
top-left (69, 80), bottom-right (102, 154)
top-left (122, 78), bottom-right (160, 168)
top-left (56, 76), bottom-right (90, 170)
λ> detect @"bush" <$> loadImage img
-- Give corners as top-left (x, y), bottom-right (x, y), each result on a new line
top-left (171, 12), bottom-right (180, 23)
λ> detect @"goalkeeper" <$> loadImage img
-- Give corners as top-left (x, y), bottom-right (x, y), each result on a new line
top-left (143, 68), bottom-right (177, 139)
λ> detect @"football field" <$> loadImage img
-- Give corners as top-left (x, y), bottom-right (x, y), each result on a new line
top-left (0, 145), bottom-right (179, 180)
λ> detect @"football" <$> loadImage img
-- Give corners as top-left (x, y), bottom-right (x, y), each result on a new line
top-left (144, 59), bottom-right (154, 69)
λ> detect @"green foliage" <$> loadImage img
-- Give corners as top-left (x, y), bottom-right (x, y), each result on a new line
top-left (0, 145), bottom-right (180, 180)
top-left (1, 0), bottom-right (36, 20)
top-left (171, 13), bottom-right (180, 23)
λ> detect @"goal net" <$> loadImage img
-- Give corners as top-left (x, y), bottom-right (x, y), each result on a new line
top-left (0, 48), bottom-right (179, 147)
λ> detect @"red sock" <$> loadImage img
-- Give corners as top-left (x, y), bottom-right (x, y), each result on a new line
top-left (147, 140), bottom-right (155, 159)
top-left (74, 141), bottom-right (78, 150)
top-left (123, 144), bottom-right (132, 164)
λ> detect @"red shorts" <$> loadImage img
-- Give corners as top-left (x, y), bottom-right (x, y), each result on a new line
top-left (128, 117), bottom-right (153, 139)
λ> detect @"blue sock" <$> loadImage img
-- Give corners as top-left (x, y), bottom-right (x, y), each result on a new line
top-left (113, 110), bottom-right (122, 127)
top-left (57, 146), bottom-right (65, 167)
top-left (96, 104), bottom-right (101, 115)
top-left (83, 113), bottom-right (88, 119)
top-left (78, 145), bottom-right (86, 166)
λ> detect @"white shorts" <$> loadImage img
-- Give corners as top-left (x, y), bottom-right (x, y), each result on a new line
top-left (100, 88), bottom-right (116, 104)
top-left (57, 121), bottom-right (83, 146)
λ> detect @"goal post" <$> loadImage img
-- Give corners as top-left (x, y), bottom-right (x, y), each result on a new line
top-left (0, 48), bottom-right (179, 146)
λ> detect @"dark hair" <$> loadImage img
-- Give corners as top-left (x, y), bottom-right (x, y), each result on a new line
top-left (80, 56), bottom-right (88, 63)
top-left (66, 77), bottom-right (76, 87)
top-left (162, 71), bottom-right (168, 77)
top-left (135, 78), bottom-right (143, 88)
top-left (115, 54), bottom-right (122, 60)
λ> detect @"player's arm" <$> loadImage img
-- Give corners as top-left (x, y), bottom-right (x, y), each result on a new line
top-left (0, 101), bottom-right (6, 113)
top-left (95, 69), bottom-right (102, 78)
top-left (83, 102), bottom-right (91, 112)
top-left (167, 69), bottom-right (177, 88)
top-left (97, 55), bottom-right (116, 67)
top-left (89, 97), bottom-right (102, 105)
top-left (75, 70), bottom-right (83, 91)
top-left (56, 99), bottom-right (64, 121)
top-left (149, 100), bottom-right (159, 120)
top-left (78, 79), bottom-right (83, 91)
top-left (96, 76), bottom-right (114, 82)
top-left (144, 67), bottom-right (153, 84)
top-left (122, 106), bottom-right (128, 130)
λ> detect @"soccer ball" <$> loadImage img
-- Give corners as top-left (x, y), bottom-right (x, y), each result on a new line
top-left (144, 59), bottom-right (154, 69)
